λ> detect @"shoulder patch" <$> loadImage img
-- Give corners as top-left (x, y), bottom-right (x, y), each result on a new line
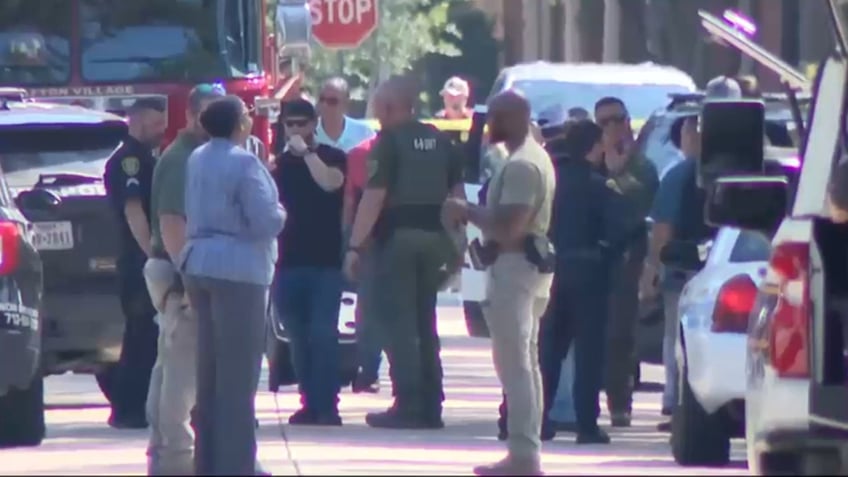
top-left (605, 178), bottom-right (623, 194)
top-left (121, 156), bottom-right (140, 176)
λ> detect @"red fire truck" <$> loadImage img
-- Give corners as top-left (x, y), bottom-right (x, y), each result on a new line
top-left (0, 0), bottom-right (311, 154)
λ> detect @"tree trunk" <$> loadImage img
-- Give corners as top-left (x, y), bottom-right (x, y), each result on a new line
top-left (619, 0), bottom-right (648, 63)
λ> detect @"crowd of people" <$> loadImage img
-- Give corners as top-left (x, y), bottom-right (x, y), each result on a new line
top-left (99, 70), bottom-right (718, 476)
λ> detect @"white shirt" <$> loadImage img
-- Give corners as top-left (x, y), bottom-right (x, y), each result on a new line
top-left (315, 116), bottom-right (376, 153)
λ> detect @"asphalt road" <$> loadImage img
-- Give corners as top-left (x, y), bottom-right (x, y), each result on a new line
top-left (0, 306), bottom-right (750, 476)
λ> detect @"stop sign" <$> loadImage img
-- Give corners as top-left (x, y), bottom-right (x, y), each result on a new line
top-left (310, 0), bottom-right (379, 49)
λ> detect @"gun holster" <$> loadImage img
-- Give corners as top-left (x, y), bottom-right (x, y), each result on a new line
top-left (469, 238), bottom-right (498, 270)
top-left (524, 235), bottom-right (556, 274)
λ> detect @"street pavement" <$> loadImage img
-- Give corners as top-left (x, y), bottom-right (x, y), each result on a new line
top-left (0, 305), bottom-right (750, 476)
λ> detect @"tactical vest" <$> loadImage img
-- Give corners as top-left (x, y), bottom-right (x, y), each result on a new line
top-left (375, 122), bottom-right (455, 239)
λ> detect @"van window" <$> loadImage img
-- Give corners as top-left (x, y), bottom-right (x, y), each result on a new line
top-left (729, 230), bottom-right (772, 263)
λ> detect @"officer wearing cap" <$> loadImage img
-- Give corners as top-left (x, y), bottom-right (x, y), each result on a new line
top-left (436, 76), bottom-right (472, 120)
top-left (103, 97), bottom-right (167, 429)
top-left (344, 76), bottom-right (466, 429)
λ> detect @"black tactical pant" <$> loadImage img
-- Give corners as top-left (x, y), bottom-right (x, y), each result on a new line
top-left (604, 248), bottom-right (644, 415)
top-left (540, 262), bottom-right (609, 434)
top-left (112, 262), bottom-right (158, 421)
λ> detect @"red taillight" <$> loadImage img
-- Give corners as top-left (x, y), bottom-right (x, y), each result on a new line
top-left (712, 274), bottom-right (758, 333)
top-left (0, 221), bottom-right (21, 275)
top-left (767, 241), bottom-right (810, 378)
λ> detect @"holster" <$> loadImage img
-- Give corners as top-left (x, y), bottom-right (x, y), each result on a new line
top-left (524, 234), bottom-right (556, 274)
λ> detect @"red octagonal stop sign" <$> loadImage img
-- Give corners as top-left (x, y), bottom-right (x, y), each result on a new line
top-left (310, 0), bottom-right (379, 49)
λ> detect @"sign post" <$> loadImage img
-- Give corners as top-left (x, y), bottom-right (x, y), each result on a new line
top-left (309, 0), bottom-right (379, 49)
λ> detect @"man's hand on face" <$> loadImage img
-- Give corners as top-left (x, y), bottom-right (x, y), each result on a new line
top-left (287, 134), bottom-right (309, 155)
top-left (603, 132), bottom-right (630, 174)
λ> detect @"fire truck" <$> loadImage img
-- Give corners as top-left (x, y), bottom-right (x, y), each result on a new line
top-left (0, 0), bottom-right (314, 154)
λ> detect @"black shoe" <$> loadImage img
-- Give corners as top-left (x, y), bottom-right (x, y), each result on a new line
top-left (497, 428), bottom-right (508, 441)
top-left (314, 413), bottom-right (343, 426)
top-left (108, 413), bottom-right (148, 430)
top-left (576, 428), bottom-right (611, 445)
top-left (553, 420), bottom-right (578, 433)
top-left (656, 420), bottom-right (672, 432)
top-left (610, 412), bottom-right (632, 428)
top-left (352, 375), bottom-right (380, 394)
top-left (288, 407), bottom-right (317, 425)
top-left (661, 406), bottom-right (673, 416)
top-left (365, 408), bottom-right (443, 430)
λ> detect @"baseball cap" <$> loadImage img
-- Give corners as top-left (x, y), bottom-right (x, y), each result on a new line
top-left (282, 98), bottom-right (317, 119)
top-left (705, 76), bottom-right (743, 99)
top-left (441, 76), bottom-right (470, 97)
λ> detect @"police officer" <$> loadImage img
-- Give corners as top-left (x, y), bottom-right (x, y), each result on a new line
top-left (344, 77), bottom-right (465, 429)
top-left (103, 97), bottom-right (167, 429)
top-left (540, 119), bottom-right (642, 445)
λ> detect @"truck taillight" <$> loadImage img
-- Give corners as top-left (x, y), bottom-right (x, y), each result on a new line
top-left (711, 274), bottom-right (758, 333)
top-left (0, 221), bottom-right (21, 275)
top-left (767, 242), bottom-right (811, 378)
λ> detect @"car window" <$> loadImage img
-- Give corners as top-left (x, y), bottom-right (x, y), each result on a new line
top-left (729, 230), bottom-right (772, 263)
top-left (636, 114), bottom-right (683, 180)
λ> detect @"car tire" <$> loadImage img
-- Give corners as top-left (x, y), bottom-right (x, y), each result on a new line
top-left (671, 358), bottom-right (731, 466)
top-left (95, 364), bottom-right (119, 404)
top-left (0, 375), bottom-right (45, 448)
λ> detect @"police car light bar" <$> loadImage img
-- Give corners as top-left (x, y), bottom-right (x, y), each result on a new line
top-left (699, 10), bottom-right (810, 92)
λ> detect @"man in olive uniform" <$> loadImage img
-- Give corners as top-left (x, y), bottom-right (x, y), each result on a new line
top-left (103, 97), bottom-right (167, 429)
top-left (344, 77), bottom-right (466, 429)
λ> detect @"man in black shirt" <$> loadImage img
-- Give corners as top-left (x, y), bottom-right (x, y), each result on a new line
top-left (103, 97), bottom-right (167, 429)
top-left (272, 99), bottom-right (347, 426)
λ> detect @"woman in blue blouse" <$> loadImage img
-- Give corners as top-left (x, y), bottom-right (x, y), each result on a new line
top-left (180, 96), bottom-right (286, 475)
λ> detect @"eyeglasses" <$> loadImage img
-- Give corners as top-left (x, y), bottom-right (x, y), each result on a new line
top-left (319, 96), bottom-right (341, 106)
top-left (284, 118), bottom-right (310, 128)
top-left (597, 115), bottom-right (628, 127)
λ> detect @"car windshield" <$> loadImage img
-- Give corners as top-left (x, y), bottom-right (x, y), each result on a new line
top-left (79, 0), bottom-right (257, 83)
top-left (0, 149), bottom-right (114, 186)
top-left (511, 79), bottom-right (692, 120)
top-left (0, 0), bottom-right (71, 85)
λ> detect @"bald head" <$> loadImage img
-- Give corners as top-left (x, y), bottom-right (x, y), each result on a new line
top-left (487, 89), bottom-right (531, 145)
top-left (373, 76), bottom-right (416, 128)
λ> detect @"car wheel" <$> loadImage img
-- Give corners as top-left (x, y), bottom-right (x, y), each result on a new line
top-left (671, 357), bottom-right (731, 466)
top-left (0, 375), bottom-right (45, 448)
top-left (95, 364), bottom-right (119, 404)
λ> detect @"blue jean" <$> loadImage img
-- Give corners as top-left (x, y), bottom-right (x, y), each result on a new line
top-left (274, 267), bottom-right (343, 414)
top-left (548, 347), bottom-right (576, 423)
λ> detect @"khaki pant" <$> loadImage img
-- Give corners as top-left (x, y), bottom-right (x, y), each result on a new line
top-left (144, 259), bottom-right (197, 476)
top-left (483, 253), bottom-right (551, 460)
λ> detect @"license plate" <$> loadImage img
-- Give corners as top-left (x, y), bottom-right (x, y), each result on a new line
top-left (32, 221), bottom-right (74, 251)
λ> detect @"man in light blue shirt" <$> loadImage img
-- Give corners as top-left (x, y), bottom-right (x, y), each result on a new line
top-left (314, 77), bottom-right (375, 153)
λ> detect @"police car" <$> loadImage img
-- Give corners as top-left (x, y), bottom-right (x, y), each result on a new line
top-left (0, 99), bottom-right (128, 403)
top-left (0, 98), bottom-right (48, 448)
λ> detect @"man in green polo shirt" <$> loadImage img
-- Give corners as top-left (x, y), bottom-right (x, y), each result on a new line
top-left (143, 83), bottom-right (224, 475)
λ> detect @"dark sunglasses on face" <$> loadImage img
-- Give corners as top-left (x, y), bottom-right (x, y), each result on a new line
top-left (285, 118), bottom-right (311, 128)
top-left (598, 115), bottom-right (627, 127)
top-left (319, 96), bottom-right (341, 106)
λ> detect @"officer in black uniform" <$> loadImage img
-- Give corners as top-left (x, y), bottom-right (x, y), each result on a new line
top-left (103, 97), bottom-right (167, 429)
top-left (540, 119), bottom-right (641, 445)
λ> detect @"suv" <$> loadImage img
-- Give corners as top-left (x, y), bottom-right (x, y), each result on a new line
top-left (0, 99), bottom-right (47, 448)
top-left (700, 4), bottom-right (848, 474)
top-left (1, 99), bottom-right (128, 403)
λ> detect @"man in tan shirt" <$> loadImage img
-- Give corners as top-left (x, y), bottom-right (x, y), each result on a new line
top-left (444, 90), bottom-right (555, 476)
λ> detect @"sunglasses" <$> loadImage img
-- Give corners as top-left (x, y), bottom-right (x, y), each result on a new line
top-left (284, 118), bottom-right (311, 128)
top-left (319, 96), bottom-right (341, 106)
top-left (597, 115), bottom-right (628, 127)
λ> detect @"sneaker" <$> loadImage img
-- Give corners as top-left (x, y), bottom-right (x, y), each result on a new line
top-left (288, 408), bottom-right (317, 426)
top-left (473, 456), bottom-right (543, 476)
top-left (610, 412), bottom-right (632, 428)
top-left (656, 420), bottom-right (672, 432)
top-left (661, 406), bottom-right (673, 416)
top-left (576, 428), bottom-right (611, 444)
top-left (108, 412), bottom-right (148, 430)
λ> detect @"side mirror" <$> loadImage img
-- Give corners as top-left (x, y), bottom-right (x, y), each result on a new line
top-left (698, 99), bottom-right (765, 188)
top-left (275, 2), bottom-right (312, 58)
top-left (706, 175), bottom-right (788, 232)
top-left (660, 240), bottom-right (704, 271)
top-left (16, 189), bottom-right (61, 211)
